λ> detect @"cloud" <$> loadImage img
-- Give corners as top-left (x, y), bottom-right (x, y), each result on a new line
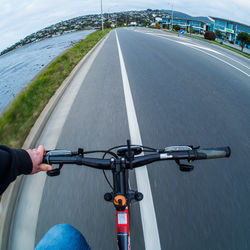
top-left (0, 0), bottom-right (249, 52)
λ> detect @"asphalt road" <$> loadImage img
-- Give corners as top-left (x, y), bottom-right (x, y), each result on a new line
top-left (35, 28), bottom-right (250, 250)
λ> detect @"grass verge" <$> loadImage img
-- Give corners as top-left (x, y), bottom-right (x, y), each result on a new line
top-left (0, 29), bottom-right (111, 148)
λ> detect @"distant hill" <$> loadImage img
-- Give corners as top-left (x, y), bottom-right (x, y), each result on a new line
top-left (159, 9), bottom-right (212, 23)
top-left (1, 9), bottom-right (214, 56)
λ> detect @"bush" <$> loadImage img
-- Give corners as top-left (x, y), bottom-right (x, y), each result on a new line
top-left (204, 31), bottom-right (216, 41)
top-left (215, 29), bottom-right (222, 38)
top-left (104, 22), bottom-right (111, 29)
top-left (173, 25), bottom-right (181, 31)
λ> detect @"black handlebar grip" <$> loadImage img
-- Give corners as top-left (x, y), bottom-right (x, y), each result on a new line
top-left (196, 147), bottom-right (231, 160)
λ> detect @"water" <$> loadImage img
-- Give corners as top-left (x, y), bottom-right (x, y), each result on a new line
top-left (0, 30), bottom-right (94, 114)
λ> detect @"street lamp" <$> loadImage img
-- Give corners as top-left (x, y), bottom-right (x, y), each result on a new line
top-left (167, 2), bottom-right (174, 30)
top-left (171, 1), bottom-right (174, 31)
top-left (101, 0), bottom-right (104, 31)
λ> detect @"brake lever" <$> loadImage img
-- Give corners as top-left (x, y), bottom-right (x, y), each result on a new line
top-left (175, 160), bottom-right (194, 172)
top-left (189, 145), bottom-right (200, 150)
top-left (47, 163), bottom-right (64, 177)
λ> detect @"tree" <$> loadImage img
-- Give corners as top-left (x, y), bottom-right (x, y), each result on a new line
top-left (237, 32), bottom-right (250, 52)
top-left (162, 24), bottom-right (167, 29)
top-left (189, 26), bottom-right (194, 33)
top-left (155, 23), bottom-right (160, 29)
top-left (215, 29), bottom-right (222, 39)
top-left (117, 21), bottom-right (124, 27)
top-left (173, 25), bottom-right (181, 31)
top-left (145, 20), bottom-right (151, 27)
top-left (204, 31), bottom-right (216, 41)
top-left (104, 22), bottom-right (111, 29)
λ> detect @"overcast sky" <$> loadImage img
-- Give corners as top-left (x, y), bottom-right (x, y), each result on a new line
top-left (0, 0), bottom-right (249, 52)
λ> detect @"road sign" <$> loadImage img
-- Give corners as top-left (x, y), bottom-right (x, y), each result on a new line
top-left (225, 28), bottom-right (234, 33)
top-left (180, 29), bottom-right (184, 35)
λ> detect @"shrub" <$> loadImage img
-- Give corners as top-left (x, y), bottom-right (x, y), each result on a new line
top-left (104, 22), bottom-right (111, 29)
top-left (173, 25), bottom-right (181, 31)
top-left (189, 26), bottom-right (194, 33)
top-left (204, 31), bottom-right (216, 41)
top-left (215, 29), bottom-right (222, 38)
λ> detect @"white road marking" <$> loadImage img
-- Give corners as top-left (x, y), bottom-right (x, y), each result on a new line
top-left (135, 30), bottom-right (250, 71)
top-left (145, 33), bottom-right (250, 77)
top-left (139, 31), bottom-right (191, 41)
top-left (178, 41), bottom-right (250, 70)
top-left (9, 33), bottom-right (110, 250)
top-left (157, 34), bottom-right (192, 41)
top-left (177, 40), bottom-right (226, 53)
top-left (153, 34), bottom-right (222, 52)
top-left (115, 30), bottom-right (161, 250)
top-left (183, 44), bottom-right (250, 77)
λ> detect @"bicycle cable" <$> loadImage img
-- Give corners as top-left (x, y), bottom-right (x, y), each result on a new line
top-left (83, 146), bottom-right (157, 190)
top-left (102, 151), bottom-right (119, 190)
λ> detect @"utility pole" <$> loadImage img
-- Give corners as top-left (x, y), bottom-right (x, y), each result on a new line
top-left (101, 0), bottom-right (104, 31)
top-left (171, 1), bottom-right (174, 31)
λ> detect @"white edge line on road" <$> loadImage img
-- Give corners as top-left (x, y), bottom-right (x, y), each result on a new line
top-left (177, 40), bottom-right (250, 70)
top-left (115, 30), bottom-right (161, 250)
top-left (156, 33), bottom-right (192, 41)
top-left (9, 33), bottom-right (110, 250)
top-left (147, 33), bottom-right (250, 77)
top-left (139, 31), bottom-right (250, 72)
top-left (183, 44), bottom-right (250, 77)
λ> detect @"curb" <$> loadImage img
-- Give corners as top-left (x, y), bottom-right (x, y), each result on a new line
top-left (0, 31), bottom-right (111, 250)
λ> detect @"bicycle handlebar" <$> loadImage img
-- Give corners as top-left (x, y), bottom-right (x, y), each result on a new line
top-left (43, 146), bottom-right (230, 170)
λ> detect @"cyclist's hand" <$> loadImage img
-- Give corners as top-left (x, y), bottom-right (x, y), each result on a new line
top-left (27, 145), bottom-right (52, 174)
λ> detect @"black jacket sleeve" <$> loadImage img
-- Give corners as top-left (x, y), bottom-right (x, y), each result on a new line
top-left (0, 145), bottom-right (33, 195)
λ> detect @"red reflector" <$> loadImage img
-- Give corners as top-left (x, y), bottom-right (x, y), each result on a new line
top-left (118, 227), bottom-right (127, 233)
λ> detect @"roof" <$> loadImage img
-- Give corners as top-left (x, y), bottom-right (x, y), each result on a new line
top-left (161, 17), bottom-right (210, 24)
top-left (209, 17), bottom-right (250, 29)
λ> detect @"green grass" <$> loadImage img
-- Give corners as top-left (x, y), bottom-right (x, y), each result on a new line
top-left (218, 44), bottom-right (250, 57)
top-left (0, 29), bottom-right (111, 148)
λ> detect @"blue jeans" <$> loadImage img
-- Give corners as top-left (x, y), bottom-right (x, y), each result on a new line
top-left (35, 224), bottom-right (91, 250)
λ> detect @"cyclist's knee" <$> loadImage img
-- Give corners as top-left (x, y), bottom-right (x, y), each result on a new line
top-left (47, 223), bottom-right (84, 240)
top-left (50, 223), bottom-right (77, 233)
top-left (35, 223), bottom-right (90, 250)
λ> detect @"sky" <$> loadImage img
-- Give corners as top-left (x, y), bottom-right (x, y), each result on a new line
top-left (0, 0), bottom-right (249, 52)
